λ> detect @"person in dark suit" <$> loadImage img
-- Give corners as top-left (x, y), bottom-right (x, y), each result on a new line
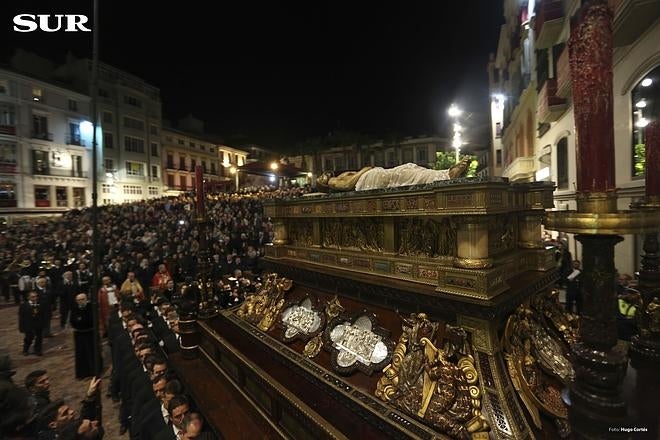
top-left (182, 412), bottom-right (216, 439)
top-left (154, 394), bottom-right (190, 440)
top-left (70, 293), bottom-right (98, 379)
top-left (57, 271), bottom-right (77, 330)
top-left (19, 291), bottom-right (47, 356)
top-left (25, 369), bottom-right (51, 414)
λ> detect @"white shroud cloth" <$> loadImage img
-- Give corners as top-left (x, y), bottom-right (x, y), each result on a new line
top-left (354, 163), bottom-right (450, 191)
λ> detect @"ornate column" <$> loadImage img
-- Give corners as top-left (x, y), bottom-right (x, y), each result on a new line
top-left (518, 213), bottom-right (544, 249)
top-left (454, 217), bottom-right (491, 269)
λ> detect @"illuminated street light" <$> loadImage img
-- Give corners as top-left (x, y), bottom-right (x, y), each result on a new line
top-left (448, 104), bottom-right (463, 118)
top-left (270, 162), bottom-right (279, 170)
top-left (229, 166), bottom-right (236, 174)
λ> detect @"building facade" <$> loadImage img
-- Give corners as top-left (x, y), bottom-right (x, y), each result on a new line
top-left (488, 0), bottom-right (660, 274)
top-left (161, 127), bottom-right (247, 194)
top-left (0, 67), bottom-right (93, 219)
top-left (315, 135), bottom-right (450, 174)
top-left (54, 55), bottom-right (165, 204)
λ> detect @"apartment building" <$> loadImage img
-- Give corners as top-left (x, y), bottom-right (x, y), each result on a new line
top-left (0, 66), bottom-right (92, 219)
top-left (488, 0), bottom-right (660, 273)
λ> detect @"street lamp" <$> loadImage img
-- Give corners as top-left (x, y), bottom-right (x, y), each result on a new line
top-left (229, 166), bottom-right (239, 192)
top-left (270, 162), bottom-right (279, 171)
top-left (448, 104), bottom-right (463, 162)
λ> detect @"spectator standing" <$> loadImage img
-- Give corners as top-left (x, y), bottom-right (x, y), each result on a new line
top-left (19, 291), bottom-right (47, 356)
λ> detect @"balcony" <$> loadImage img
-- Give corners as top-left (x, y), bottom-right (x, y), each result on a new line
top-left (537, 79), bottom-right (567, 123)
top-left (0, 125), bottom-right (16, 135)
top-left (612, 0), bottom-right (660, 47)
top-left (166, 162), bottom-right (176, 170)
top-left (502, 156), bottom-right (536, 182)
top-left (31, 131), bottom-right (53, 141)
top-left (556, 47), bottom-right (571, 99)
top-left (33, 166), bottom-right (88, 178)
top-left (66, 134), bottom-right (86, 147)
top-left (535, 0), bottom-right (564, 49)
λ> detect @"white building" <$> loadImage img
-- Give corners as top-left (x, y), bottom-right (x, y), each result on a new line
top-left (54, 54), bottom-right (164, 204)
top-left (488, 0), bottom-right (660, 274)
top-left (0, 67), bottom-right (92, 219)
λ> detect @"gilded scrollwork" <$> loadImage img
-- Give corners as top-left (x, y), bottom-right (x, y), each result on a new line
top-left (397, 218), bottom-right (456, 258)
top-left (236, 273), bottom-right (292, 332)
top-left (322, 218), bottom-right (383, 253)
top-left (502, 290), bottom-right (579, 435)
top-left (488, 215), bottom-right (517, 256)
top-left (375, 313), bottom-right (490, 440)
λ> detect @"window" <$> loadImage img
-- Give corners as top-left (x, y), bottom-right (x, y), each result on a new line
top-left (150, 125), bottom-right (158, 135)
top-left (402, 148), bottom-right (413, 163)
top-left (189, 142), bottom-right (196, 148)
top-left (557, 137), bottom-right (569, 189)
top-left (148, 186), bottom-right (159, 195)
top-left (0, 142), bottom-right (17, 173)
top-left (179, 156), bottom-right (186, 170)
top-left (123, 117), bottom-right (144, 130)
top-left (177, 139), bottom-right (185, 145)
top-left (165, 136), bottom-right (172, 142)
top-left (167, 154), bottom-right (174, 168)
top-left (72, 188), bottom-right (85, 207)
top-left (32, 150), bottom-right (49, 175)
top-left (123, 185), bottom-right (143, 195)
top-left (334, 157), bottom-right (345, 171)
top-left (68, 99), bottom-right (78, 111)
top-left (0, 80), bottom-right (7, 94)
top-left (32, 114), bottom-right (49, 139)
top-left (72, 155), bottom-right (83, 177)
top-left (200, 144), bottom-right (206, 151)
top-left (98, 88), bottom-right (108, 98)
top-left (104, 132), bottom-right (114, 149)
top-left (103, 111), bottom-right (113, 124)
top-left (124, 95), bottom-right (142, 107)
top-left (167, 174), bottom-right (175, 187)
top-left (631, 65), bottom-right (660, 177)
top-left (56, 187), bottom-right (67, 207)
top-left (324, 158), bottom-right (332, 171)
top-left (68, 122), bottom-right (81, 146)
top-left (104, 159), bottom-right (114, 173)
top-left (124, 136), bottom-right (144, 153)
top-left (202, 161), bottom-right (207, 173)
top-left (151, 165), bottom-right (158, 178)
top-left (362, 153), bottom-right (372, 167)
top-left (416, 148), bottom-right (428, 164)
top-left (0, 104), bottom-right (16, 127)
top-left (102, 184), bottom-right (113, 194)
top-left (125, 161), bottom-right (145, 177)
top-left (35, 186), bottom-right (50, 207)
top-left (496, 150), bottom-right (502, 166)
top-left (32, 87), bottom-right (43, 102)
top-left (211, 162), bottom-right (216, 174)
top-left (191, 159), bottom-right (197, 170)
top-left (374, 151), bottom-right (384, 167)
top-left (496, 122), bottom-right (503, 138)
top-left (386, 151), bottom-right (396, 167)
top-left (179, 175), bottom-right (187, 189)
top-left (151, 142), bottom-right (159, 156)
top-left (0, 183), bottom-right (16, 207)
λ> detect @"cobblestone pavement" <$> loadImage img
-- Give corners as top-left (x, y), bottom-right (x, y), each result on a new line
top-left (0, 300), bottom-right (121, 438)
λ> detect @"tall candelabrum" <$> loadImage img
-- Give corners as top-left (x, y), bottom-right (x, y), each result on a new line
top-left (544, 1), bottom-right (660, 438)
top-left (194, 165), bottom-right (218, 320)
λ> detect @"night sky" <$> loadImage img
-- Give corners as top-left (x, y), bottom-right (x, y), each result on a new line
top-left (3, 1), bottom-right (504, 150)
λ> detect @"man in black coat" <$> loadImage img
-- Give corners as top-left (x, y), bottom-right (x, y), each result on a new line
top-left (19, 291), bottom-right (47, 356)
top-left (70, 293), bottom-right (97, 379)
top-left (57, 271), bottom-right (77, 330)
top-left (25, 369), bottom-right (51, 414)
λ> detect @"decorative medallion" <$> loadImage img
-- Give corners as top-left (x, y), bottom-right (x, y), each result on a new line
top-left (303, 334), bottom-right (323, 359)
top-left (375, 313), bottom-right (490, 440)
top-left (323, 311), bottom-right (394, 376)
top-left (279, 296), bottom-right (325, 343)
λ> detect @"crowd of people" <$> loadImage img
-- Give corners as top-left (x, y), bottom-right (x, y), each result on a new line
top-left (0, 185), bottom-right (310, 439)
